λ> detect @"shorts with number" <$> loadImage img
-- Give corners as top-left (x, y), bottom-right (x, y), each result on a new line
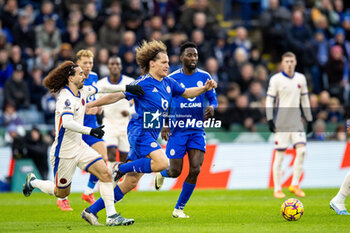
top-left (50, 142), bottom-right (103, 188)
top-left (274, 132), bottom-right (306, 150)
top-left (104, 132), bottom-right (130, 153)
top-left (166, 132), bottom-right (206, 159)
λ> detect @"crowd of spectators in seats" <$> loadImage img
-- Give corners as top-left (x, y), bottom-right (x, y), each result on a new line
top-left (0, 0), bottom-right (348, 141)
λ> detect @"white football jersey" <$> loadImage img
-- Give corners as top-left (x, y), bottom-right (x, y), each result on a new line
top-left (97, 75), bottom-right (135, 135)
top-left (50, 85), bottom-right (97, 158)
top-left (266, 72), bottom-right (309, 131)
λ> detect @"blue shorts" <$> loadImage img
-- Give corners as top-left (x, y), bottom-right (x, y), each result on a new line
top-left (82, 134), bottom-right (103, 147)
top-left (165, 131), bottom-right (206, 159)
top-left (126, 131), bottom-right (161, 161)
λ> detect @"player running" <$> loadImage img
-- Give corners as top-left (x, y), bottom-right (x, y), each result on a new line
top-left (154, 42), bottom-right (218, 218)
top-left (22, 61), bottom-right (144, 226)
top-left (80, 40), bottom-right (217, 225)
top-left (265, 52), bottom-right (313, 198)
top-left (97, 56), bottom-right (135, 167)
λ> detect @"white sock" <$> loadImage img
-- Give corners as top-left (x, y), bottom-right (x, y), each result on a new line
top-left (273, 150), bottom-right (285, 192)
top-left (333, 193), bottom-right (346, 204)
top-left (99, 182), bottom-right (116, 217)
top-left (30, 179), bottom-right (55, 196)
top-left (108, 161), bottom-right (116, 172)
top-left (84, 187), bottom-right (94, 195)
top-left (57, 197), bottom-right (67, 201)
top-left (340, 172), bottom-right (350, 197)
top-left (292, 146), bottom-right (306, 186)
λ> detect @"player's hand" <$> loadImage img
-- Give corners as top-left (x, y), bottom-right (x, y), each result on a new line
top-left (121, 110), bottom-right (130, 117)
top-left (307, 121), bottom-right (313, 134)
top-left (204, 79), bottom-right (217, 91)
top-left (126, 85), bottom-right (145, 96)
top-left (161, 127), bottom-right (171, 141)
top-left (204, 106), bottom-right (215, 119)
top-left (90, 125), bottom-right (105, 139)
top-left (268, 120), bottom-right (276, 133)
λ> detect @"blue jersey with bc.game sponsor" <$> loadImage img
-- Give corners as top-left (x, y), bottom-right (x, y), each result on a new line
top-left (83, 71), bottom-right (99, 128)
top-left (168, 68), bottom-right (218, 134)
top-left (124, 73), bottom-right (185, 141)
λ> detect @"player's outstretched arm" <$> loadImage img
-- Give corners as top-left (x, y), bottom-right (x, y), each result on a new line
top-left (87, 92), bottom-right (126, 108)
top-left (181, 79), bottom-right (217, 98)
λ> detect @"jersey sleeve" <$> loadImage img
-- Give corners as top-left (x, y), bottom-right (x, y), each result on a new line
top-left (266, 76), bottom-right (277, 98)
top-left (300, 75), bottom-right (309, 96)
top-left (169, 77), bottom-right (185, 97)
top-left (56, 94), bottom-right (75, 117)
top-left (82, 85), bottom-right (98, 99)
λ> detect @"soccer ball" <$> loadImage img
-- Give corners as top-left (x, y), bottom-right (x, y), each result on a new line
top-left (281, 198), bottom-right (304, 221)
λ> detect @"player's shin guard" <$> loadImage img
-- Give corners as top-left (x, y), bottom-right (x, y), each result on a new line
top-left (89, 185), bottom-right (124, 215)
top-left (31, 179), bottom-right (55, 195)
top-left (273, 150), bottom-right (285, 192)
top-left (292, 146), bottom-right (305, 186)
top-left (99, 182), bottom-right (116, 217)
top-left (340, 172), bottom-right (350, 197)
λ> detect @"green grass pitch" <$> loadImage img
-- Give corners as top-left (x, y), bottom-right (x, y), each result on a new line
top-left (1, 188), bottom-right (349, 233)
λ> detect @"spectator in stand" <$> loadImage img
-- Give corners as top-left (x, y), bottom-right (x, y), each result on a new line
top-left (118, 31), bottom-right (137, 60)
top-left (166, 31), bottom-right (186, 71)
top-left (214, 95), bottom-right (232, 131)
top-left (4, 64), bottom-right (30, 109)
top-left (41, 92), bottom-right (56, 124)
top-left (230, 26), bottom-right (252, 55)
top-left (228, 47), bottom-right (248, 83)
top-left (330, 125), bottom-right (346, 141)
top-left (205, 57), bottom-right (228, 94)
top-left (190, 11), bottom-right (215, 41)
top-left (260, 0), bottom-right (291, 61)
top-left (212, 30), bottom-right (231, 71)
top-left (327, 97), bottom-right (343, 123)
top-left (24, 127), bottom-right (49, 180)
top-left (34, 50), bottom-right (54, 77)
top-left (249, 46), bottom-right (267, 68)
top-left (28, 67), bottom-right (46, 111)
top-left (311, 0), bottom-right (339, 33)
top-left (309, 93), bottom-right (321, 120)
top-left (61, 21), bottom-right (82, 48)
top-left (308, 119), bottom-right (326, 141)
top-left (12, 9), bottom-right (36, 58)
top-left (9, 45), bottom-right (28, 78)
top-left (329, 27), bottom-right (350, 60)
top-left (82, 2), bottom-right (103, 32)
top-left (122, 0), bottom-right (145, 42)
top-left (309, 29), bottom-right (329, 93)
top-left (74, 30), bottom-right (101, 54)
top-left (145, 15), bottom-right (168, 39)
top-left (286, 10), bottom-right (313, 72)
top-left (99, 13), bottom-right (124, 54)
top-left (94, 48), bottom-right (110, 78)
top-left (237, 62), bottom-right (254, 93)
top-left (1, 0), bottom-right (18, 31)
top-left (55, 43), bottom-right (73, 66)
top-left (190, 29), bottom-right (213, 67)
top-left (0, 19), bottom-right (13, 44)
top-left (253, 65), bottom-right (269, 89)
top-left (0, 49), bottom-right (13, 90)
top-left (34, 0), bottom-right (64, 30)
top-left (121, 49), bottom-right (138, 78)
top-left (247, 80), bottom-right (265, 105)
top-left (35, 15), bottom-right (61, 57)
top-left (233, 95), bottom-right (259, 132)
top-left (324, 45), bottom-right (348, 103)
top-left (226, 82), bottom-right (241, 106)
top-left (1, 101), bottom-right (23, 127)
top-left (341, 13), bottom-right (350, 42)
top-left (334, 0), bottom-right (345, 20)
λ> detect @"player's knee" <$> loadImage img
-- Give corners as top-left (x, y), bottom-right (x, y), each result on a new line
top-left (98, 168), bottom-right (112, 182)
top-left (169, 167), bottom-right (182, 178)
top-left (108, 150), bottom-right (116, 162)
top-left (189, 166), bottom-right (201, 177)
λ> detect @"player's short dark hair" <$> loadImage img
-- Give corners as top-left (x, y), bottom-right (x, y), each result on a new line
top-left (180, 42), bottom-right (197, 55)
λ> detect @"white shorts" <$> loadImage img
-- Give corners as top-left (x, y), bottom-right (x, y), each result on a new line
top-left (50, 142), bottom-right (102, 188)
top-left (104, 133), bottom-right (130, 153)
top-left (274, 132), bottom-right (306, 150)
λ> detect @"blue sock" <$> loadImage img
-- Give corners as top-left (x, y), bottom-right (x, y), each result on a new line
top-left (89, 185), bottom-right (124, 215)
top-left (160, 169), bottom-right (169, 177)
top-left (175, 182), bottom-right (196, 210)
top-left (87, 174), bottom-right (99, 189)
top-left (119, 158), bottom-right (152, 174)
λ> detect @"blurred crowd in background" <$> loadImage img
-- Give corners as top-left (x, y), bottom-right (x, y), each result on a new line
top-left (1, 0), bottom-right (350, 144)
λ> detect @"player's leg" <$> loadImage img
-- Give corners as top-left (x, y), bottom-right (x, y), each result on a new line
top-left (118, 135), bottom-right (130, 163)
top-left (273, 132), bottom-right (288, 198)
top-left (173, 148), bottom-right (204, 218)
top-left (107, 146), bottom-right (117, 170)
top-left (330, 172), bottom-right (350, 215)
top-left (82, 141), bottom-right (108, 204)
top-left (155, 158), bottom-right (183, 191)
top-left (82, 172), bottom-right (142, 225)
top-left (289, 132), bottom-right (307, 197)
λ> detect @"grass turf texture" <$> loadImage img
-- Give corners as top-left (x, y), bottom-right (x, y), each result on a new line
top-left (0, 188), bottom-right (349, 233)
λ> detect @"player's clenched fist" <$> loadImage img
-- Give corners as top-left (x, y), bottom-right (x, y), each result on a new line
top-left (204, 79), bottom-right (217, 91)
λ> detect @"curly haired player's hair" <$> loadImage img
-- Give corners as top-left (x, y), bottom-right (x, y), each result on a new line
top-left (136, 40), bottom-right (167, 75)
top-left (43, 61), bottom-right (78, 93)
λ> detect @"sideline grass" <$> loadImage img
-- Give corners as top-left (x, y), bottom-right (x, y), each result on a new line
top-left (0, 188), bottom-right (349, 233)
